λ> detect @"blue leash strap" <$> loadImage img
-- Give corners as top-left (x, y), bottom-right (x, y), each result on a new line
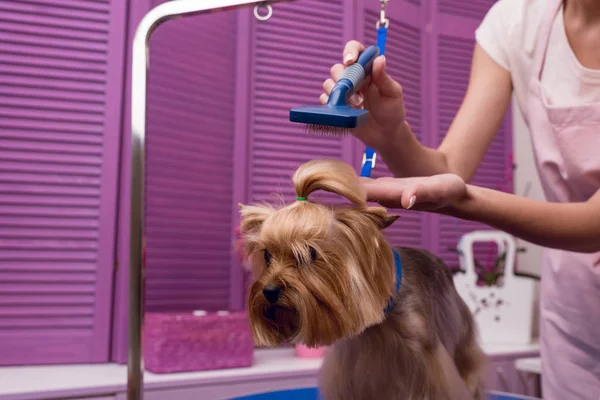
top-left (360, 147), bottom-right (377, 177)
top-left (377, 24), bottom-right (387, 55)
top-left (359, 25), bottom-right (388, 178)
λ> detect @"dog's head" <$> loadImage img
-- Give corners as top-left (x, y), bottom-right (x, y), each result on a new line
top-left (238, 159), bottom-right (399, 347)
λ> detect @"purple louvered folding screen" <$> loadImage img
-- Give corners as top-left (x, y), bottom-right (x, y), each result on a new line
top-left (438, 0), bottom-right (496, 20)
top-left (361, 0), bottom-right (428, 249)
top-left (429, 0), bottom-right (513, 269)
top-left (0, 0), bottom-right (126, 365)
top-left (143, 3), bottom-right (238, 313)
top-left (247, 0), bottom-right (356, 206)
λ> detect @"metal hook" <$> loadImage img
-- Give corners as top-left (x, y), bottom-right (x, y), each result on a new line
top-left (254, 2), bottom-right (273, 21)
top-left (376, 0), bottom-right (390, 29)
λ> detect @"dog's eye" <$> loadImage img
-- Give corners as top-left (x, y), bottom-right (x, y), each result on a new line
top-left (263, 249), bottom-right (272, 267)
top-left (309, 247), bottom-right (317, 262)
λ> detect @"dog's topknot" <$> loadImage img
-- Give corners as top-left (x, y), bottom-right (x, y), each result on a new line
top-left (292, 159), bottom-right (367, 206)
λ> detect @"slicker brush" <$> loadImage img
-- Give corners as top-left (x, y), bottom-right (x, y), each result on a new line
top-left (289, 45), bottom-right (380, 135)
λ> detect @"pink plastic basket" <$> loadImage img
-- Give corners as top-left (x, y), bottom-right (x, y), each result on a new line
top-left (143, 311), bottom-right (254, 373)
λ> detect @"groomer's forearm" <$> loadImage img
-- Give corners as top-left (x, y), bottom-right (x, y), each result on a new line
top-left (379, 122), bottom-right (450, 178)
top-left (445, 185), bottom-right (600, 253)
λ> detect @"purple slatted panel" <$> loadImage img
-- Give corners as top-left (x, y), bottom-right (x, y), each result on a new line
top-left (0, 0), bottom-right (126, 365)
top-left (431, 0), bottom-right (513, 270)
top-left (144, 4), bottom-right (237, 312)
top-left (363, 2), bottom-right (426, 249)
top-left (438, 0), bottom-right (496, 21)
top-left (249, 0), bottom-right (354, 205)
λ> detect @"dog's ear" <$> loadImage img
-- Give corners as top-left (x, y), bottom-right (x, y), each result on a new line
top-left (363, 206), bottom-right (399, 230)
top-left (238, 203), bottom-right (273, 235)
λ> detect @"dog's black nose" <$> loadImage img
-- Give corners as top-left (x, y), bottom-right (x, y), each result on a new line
top-left (262, 284), bottom-right (281, 304)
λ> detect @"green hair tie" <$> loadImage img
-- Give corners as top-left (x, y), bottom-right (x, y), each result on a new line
top-left (296, 196), bottom-right (307, 201)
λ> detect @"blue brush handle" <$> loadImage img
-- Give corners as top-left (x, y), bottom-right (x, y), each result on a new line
top-left (328, 45), bottom-right (380, 107)
top-left (353, 44), bottom-right (380, 78)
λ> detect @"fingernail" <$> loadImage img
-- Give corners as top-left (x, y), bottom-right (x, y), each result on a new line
top-left (407, 196), bottom-right (416, 209)
top-left (350, 93), bottom-right (363, 106)
top-left (344, 54), bottom-right (354, 64)
top-left (380, 55), bottom-right (386, 67)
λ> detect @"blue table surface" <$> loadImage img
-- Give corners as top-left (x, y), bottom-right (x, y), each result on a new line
top-left (231, 388), bottom-right (541, 400)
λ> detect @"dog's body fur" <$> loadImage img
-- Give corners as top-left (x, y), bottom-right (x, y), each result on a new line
top-left (238, 159), bottom-right (487, 400)
top-left (319, 247), bottom-right (486, 400)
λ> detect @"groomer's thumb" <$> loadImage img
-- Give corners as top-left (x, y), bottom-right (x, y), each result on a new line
top-left (371, 56), bottom-right (403, 98)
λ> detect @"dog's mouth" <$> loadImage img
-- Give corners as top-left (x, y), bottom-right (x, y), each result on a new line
top-left (263, 305), bottom-right (300, 341)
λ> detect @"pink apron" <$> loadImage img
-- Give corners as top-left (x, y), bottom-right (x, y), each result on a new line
top-left (527, 0), bottom-right (600, 398)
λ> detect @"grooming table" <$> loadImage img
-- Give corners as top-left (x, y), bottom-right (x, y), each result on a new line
top-left (231, 388), bottom-right (542, 399)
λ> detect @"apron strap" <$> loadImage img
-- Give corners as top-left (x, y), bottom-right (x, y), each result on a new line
top-left (533, 0), bottom-right (564, 78)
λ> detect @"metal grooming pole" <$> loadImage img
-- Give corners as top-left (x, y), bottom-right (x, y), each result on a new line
top-left (128, 1), bottom-right (283, 399)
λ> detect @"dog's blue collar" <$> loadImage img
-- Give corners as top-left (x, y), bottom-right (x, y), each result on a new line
top-left (384, 249), bottom-right (403, 316)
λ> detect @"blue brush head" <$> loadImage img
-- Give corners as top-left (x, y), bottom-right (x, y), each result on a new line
top-left (289, 105), bottom-right (369, 129)
top-left (289, 45), bottom-right (380, 134)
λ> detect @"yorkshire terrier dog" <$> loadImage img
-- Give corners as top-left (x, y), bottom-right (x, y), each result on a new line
top-left (238, 159), bottom-right (487, 400)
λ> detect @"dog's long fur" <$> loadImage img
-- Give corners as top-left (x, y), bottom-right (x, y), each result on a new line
top-left (238, 159), bottom-right (487, 400)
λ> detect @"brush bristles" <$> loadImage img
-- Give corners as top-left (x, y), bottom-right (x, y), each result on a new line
top-left (304, 124), bottom-right (351, 136)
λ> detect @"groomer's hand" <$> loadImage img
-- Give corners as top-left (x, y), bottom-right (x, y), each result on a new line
top-left (360, 174), bottom-right (467, 210)
top-left (321, 40), bottom-right (407, 150)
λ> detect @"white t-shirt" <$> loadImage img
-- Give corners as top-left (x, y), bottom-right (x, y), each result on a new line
top-left (475, 0), bottom-right (600, 117)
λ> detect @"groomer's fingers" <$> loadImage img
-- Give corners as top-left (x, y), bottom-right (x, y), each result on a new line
top-left (343, 40), bottom-right (366, 65)
top-left (370, 181), bottom-right (427, 210)
top-left (399, 174), bottom-right (467, 209)
top-left (330, 63), bottom-right (345, 81)
top-left (322, 78), bottom-right (335, 95)
top-left (319, 93), bottom-right (328, 105)
top-left (371, 56), bottom-right (404, 98)
top-left (350, 92), bottom-right (364, 107)
top-left (362, 175), bottom-right (465, 210)
top-left (362, 177), bottom-right (420, 208)
top-left (326, 69), bottom-right (364, 107)
top-left (320, 90), bottom-right (362, 107)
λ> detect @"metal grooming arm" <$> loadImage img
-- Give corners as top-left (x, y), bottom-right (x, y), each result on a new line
top-left (129, 1), bottom-right (283, 399)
